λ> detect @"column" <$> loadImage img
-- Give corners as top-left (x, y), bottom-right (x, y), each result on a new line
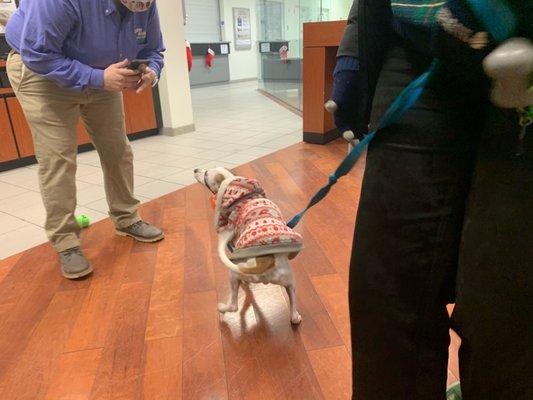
top-left (156, 0), bottom-right (195, 136)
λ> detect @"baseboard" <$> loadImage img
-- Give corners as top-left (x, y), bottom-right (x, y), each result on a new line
top-left (0, 156), bottom-right (37, 172)
top-left (190, 78), bottom-right (257, 89)
top-left (160, 124), bottom-right (196, 136)
top-left (303, 129), bottom-right (341, 145)
top-left (229, 77), bottom-right (257, 84)
top-left (257, 89), bottom-right (302, 117)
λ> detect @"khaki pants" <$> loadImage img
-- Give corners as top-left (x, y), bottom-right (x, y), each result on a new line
top-left (7, 52), bottom-right (141, 252)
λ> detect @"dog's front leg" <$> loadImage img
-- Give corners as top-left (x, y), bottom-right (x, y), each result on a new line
top-left (285, 284), bottom-right (302, 325)
top-left (218, 272), bottom-right (241, 313)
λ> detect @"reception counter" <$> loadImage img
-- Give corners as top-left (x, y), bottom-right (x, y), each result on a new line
top-left (0, 59), bottom-right (161, 172)
top-left (302, 20), bottom-right (346, 144)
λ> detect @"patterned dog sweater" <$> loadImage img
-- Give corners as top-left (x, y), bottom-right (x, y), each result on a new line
top-left (214, 177), bottom-right (304, 260)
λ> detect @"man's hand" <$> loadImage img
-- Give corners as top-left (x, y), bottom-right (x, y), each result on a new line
top-left (136, 65), bottom-right (157, 94)
top-left (104, 59), bottom-right (141, 92)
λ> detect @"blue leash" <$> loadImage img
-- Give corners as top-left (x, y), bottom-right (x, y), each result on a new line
top-left (287, 60), bottom-right (439, 229)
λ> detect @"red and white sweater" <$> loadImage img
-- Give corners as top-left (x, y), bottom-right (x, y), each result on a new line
top-left (215, 177), bottom-right (304, 260)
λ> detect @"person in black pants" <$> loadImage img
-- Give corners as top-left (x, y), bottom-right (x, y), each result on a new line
top-left (331, 1), bottom-right (532, 399)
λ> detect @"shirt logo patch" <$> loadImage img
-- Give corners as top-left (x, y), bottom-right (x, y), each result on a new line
top-left (135, 28), bottom-right (147, 44)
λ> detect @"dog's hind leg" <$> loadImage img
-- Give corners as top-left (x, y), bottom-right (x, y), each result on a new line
top-left (218, 272), bottom-right (241, 313)
top-left (285, 284), bottom-right (302, 325)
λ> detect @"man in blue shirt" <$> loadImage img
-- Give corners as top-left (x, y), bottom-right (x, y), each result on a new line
top-left (6, 0), bottom-right (166, 279)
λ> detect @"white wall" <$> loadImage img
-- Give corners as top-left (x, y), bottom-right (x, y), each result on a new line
top-left (220, 0), bottom-right (259, 81)
top-left (325, 0), bottom-right (352, 21)
top-left (157, 0), bottom-right (195, 135)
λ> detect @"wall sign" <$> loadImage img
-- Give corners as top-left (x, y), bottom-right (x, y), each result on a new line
top-left (233, 8), bottom-right (252, 51)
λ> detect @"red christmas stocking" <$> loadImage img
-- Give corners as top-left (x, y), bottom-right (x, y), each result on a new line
top-left (279, 45), bottom-right (289, 64)
top-left (206, 48), bottom-right (215, 68)
top-left (185, 40), bottom-right (193, 71)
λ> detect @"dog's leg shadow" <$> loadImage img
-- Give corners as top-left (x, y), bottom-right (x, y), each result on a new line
top-left (240, 283), bottom-right (266, 323)
top-left (218, 282), bottom-right (262, 335)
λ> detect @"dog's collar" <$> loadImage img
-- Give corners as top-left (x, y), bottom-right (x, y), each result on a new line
top-left (204, 171), bottom-right (217, 195)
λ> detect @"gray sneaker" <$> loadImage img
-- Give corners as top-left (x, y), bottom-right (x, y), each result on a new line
top-left (59, 247), bottom-right (93, 279)
top-left (116, 220), bottom-right (164, 243)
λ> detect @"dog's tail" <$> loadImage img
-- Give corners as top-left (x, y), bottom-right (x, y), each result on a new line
top-left (217, 230), bottom-right (260, 274)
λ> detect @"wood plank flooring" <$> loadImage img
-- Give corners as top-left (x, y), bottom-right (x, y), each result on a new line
top-left (0, 140), bottom-right (459, 399)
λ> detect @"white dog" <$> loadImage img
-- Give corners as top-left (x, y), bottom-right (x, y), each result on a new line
top-left (194, 167), bottom-right (304, 325)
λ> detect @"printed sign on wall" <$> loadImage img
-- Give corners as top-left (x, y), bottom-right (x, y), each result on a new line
top-left (233, 7), bottom-right (252, 51)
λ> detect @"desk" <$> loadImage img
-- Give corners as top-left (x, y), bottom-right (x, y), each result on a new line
top-left (302, 20), bottom-right (346, 145)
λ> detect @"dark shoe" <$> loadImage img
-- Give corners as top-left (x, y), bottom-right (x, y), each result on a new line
top-left (116, 221), bottom-right (164, 243)
top-left (59, 247), bottom-right (93, 279)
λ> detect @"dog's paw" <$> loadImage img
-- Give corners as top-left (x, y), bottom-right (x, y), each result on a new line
top-left (218, 302), bottom-right (238, 313)
top-left (290, 312), bottom-right (302, 325)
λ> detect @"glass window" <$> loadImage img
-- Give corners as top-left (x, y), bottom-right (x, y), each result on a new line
top-left (257, 0), bottom-right (352, 111)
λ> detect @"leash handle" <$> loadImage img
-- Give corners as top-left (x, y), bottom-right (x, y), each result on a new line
top-left (287, 61), bottom-right (439, 229)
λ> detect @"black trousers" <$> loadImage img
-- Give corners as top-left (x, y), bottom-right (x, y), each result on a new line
top-left (349, 47), bottom-right (532, 400)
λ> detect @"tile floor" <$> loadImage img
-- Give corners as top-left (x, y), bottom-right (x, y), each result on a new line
top-left (0, 81), bottom-right (302, 259)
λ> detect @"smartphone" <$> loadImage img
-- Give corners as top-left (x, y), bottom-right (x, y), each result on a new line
top-left (128, 59), bottom-right (149, 71)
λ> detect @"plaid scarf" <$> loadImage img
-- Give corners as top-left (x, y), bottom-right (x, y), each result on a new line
top-left (393, 1), bottom-right (531, 38)
top-left (392, 0), bottom-right (446, 28)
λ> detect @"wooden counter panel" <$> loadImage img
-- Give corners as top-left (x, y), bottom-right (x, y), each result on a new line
top-left (302, 21), bottom-right (346, 144)
top-left (323, 46), bottom-right (337, 134)
top-left (123, 89), bottom-right (157, 135)
top-left (0, 98), bottom-right (19, 162)
top-left (1, 86), bottom-right (159, 166)
top-left (303, 21), bottom-right (346, 48)
top-left (77, 121), bottom-right (92, 145)
top-left (6, 96), bottom-right (34, 157)
top-left (5, 94), bottom-right (148, 158)
top-left (303, 47), bottom-right (327, 133)
top-left (303, 46), bottom-right (337, 134)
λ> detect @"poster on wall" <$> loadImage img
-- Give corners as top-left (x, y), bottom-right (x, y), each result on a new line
top-left (0, 0), bottom-right (17, 34)
top-left (233, 7), bottom-right (252, 51)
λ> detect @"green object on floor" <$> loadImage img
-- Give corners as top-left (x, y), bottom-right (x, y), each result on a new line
top-left (447, 382), bottom-right (462, 400)
top-left (76, 215), bottom-right (91, 228)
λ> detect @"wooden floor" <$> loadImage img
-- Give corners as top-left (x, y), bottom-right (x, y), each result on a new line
top-left (0, 140), bottom-right (459, 399)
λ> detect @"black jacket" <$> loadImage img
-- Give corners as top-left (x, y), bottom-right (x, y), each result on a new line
top-left (337, 0), bottom-right (395, 133)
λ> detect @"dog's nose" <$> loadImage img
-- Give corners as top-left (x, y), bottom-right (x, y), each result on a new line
top-left (194, 168), bottom-right (200, 173)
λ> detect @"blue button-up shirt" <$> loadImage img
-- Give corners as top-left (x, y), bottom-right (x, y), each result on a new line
top-left (6, 0), bottom-right (165, 91)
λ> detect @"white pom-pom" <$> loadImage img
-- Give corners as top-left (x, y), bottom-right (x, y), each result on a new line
top-left (324, 100), bottom-right (338, 113)
top-left (343, 131), bottom-right (355, 142)
top-left (343, 130), bottom-right (359, 152)
top-left (483, 38), bottom-right (533, 108)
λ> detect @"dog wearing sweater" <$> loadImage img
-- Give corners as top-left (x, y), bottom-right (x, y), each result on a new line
top-left (194, 167), bottom-right (304, 325)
